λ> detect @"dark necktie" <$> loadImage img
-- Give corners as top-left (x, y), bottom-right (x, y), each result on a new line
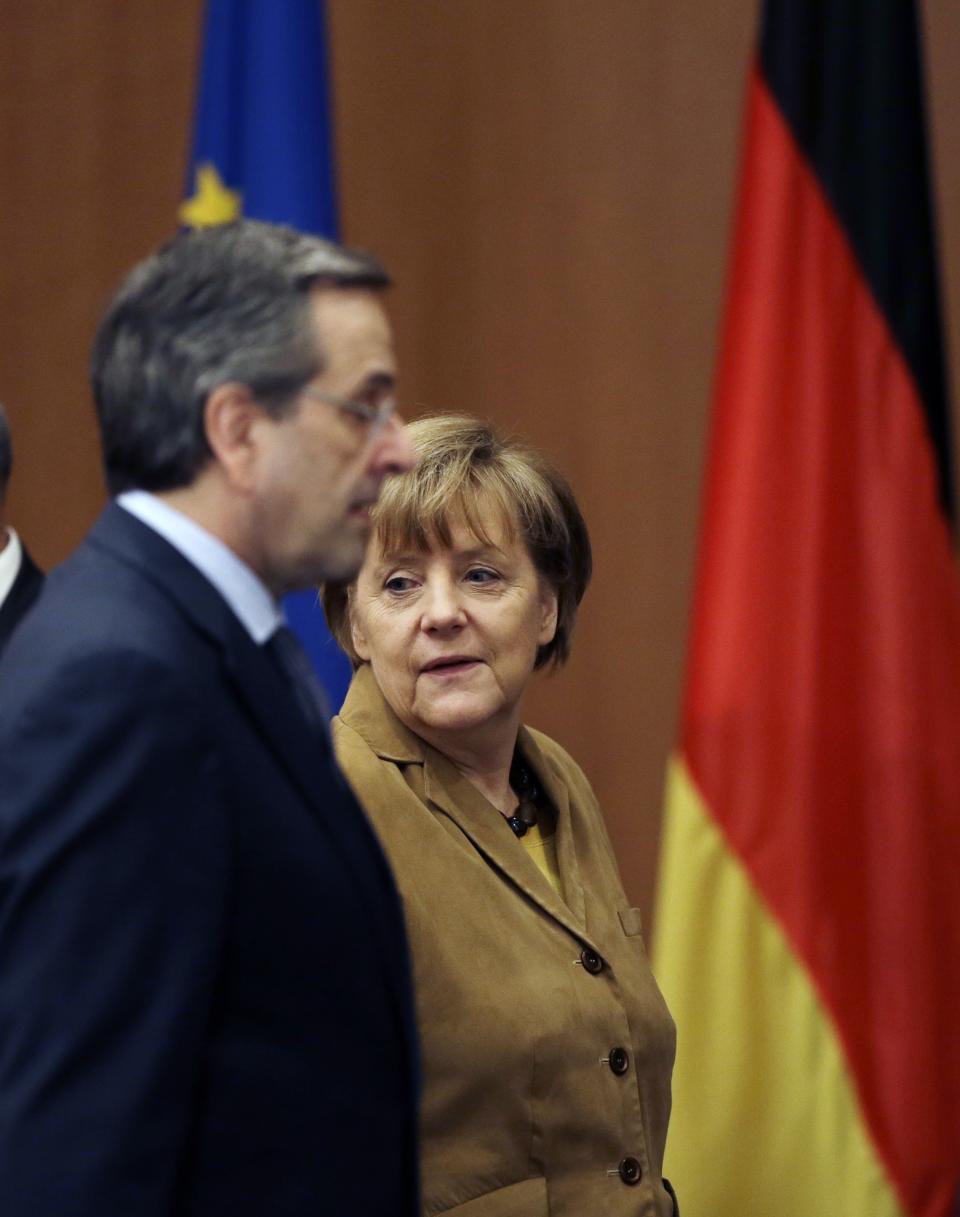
top-left (265, 625), bottom-right (332, 740)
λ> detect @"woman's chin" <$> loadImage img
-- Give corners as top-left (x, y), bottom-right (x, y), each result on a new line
top-left (412, 690), bottom-right (508, 741)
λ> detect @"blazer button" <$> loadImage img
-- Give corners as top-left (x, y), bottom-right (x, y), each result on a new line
top-left (608, 1046), bottom-right (630, 1075)
top-left (580, 947), bottom-right (605, 974)
top-left (618, 1156), bottom-right (642, 1186)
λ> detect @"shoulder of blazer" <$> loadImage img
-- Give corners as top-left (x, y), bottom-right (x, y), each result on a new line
top-left (84, 502), bottom-right (251, 653)
top-left (332, 715), bottom-right (419, 813)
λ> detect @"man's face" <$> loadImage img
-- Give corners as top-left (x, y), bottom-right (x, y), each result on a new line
top-left (249, 287), bottom-right (416, 595)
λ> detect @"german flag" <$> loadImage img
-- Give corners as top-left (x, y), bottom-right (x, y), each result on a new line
top-left (653, 3), bottom-right (960, 1215)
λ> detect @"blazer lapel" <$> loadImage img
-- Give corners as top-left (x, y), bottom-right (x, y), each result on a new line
top-left (422, 748), bottom-right (594, 946)
top-left (343, 666), bottom-right (597, 948)
top-left (517, 725), bottom-right (587, 930)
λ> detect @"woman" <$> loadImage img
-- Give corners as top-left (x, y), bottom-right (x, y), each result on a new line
top-left (324, 415), bottom-right (677, 1217)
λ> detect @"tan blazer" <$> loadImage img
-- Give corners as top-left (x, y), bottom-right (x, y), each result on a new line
top-left (334, 665), bottom-right (677, 1217)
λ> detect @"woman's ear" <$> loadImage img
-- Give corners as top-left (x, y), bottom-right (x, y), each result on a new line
top-left (350, 599), bottom-right (371, 662)
top-left (538, 584), bottom-right (559, 647)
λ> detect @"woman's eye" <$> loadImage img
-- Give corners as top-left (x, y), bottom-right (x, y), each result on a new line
top-left (465, 567), bottom-right (499, 585)
top-left (384, 575), bottom-right (417, 594)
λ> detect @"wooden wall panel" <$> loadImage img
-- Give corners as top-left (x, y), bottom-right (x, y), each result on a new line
top-left (1, 0), bottom-right (957, 929)
top-left (0, 1), bottom-right (200, 560)
top-left (325, 0), bottom-right (757, 919)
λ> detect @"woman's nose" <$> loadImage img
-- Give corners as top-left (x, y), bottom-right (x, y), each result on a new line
top-left (419, 580), bottom-right (466, 631)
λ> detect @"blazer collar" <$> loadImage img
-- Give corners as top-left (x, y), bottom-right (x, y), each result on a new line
top-left (339, 663), bottom-right (426, 763)
top-left (15, 542), bottom-right (42, 586)
top-left (340, 665), bottom-right (592, 942)
top-left (0, 539), bottom-right (42, 614)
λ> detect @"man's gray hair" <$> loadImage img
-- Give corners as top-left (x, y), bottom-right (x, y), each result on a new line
top-left (90, 220), bottom-right (391, 495)
top-left (0, 403), bottom-right (12, 503)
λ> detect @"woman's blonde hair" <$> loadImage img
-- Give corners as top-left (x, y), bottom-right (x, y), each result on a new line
top-left (323, 414), bottom-right (592, 669)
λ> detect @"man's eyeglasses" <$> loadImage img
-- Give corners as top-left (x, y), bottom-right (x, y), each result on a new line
top-left (301, 386), bottom-right (397, 435)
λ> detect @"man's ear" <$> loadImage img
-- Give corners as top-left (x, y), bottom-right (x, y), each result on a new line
top-left (203, 382), bottom-right (264, 491)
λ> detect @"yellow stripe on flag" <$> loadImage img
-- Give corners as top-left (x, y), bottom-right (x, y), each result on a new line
top-left (653, 757), bottom-right (904, 1217)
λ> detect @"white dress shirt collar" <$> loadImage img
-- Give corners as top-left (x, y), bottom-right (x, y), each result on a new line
top-left (0, 527), bottom-right (23, 609)
top-left (117, 491), bottom-right (284, 644)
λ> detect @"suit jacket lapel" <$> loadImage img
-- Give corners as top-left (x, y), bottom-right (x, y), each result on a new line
top-left (223, 640), bottom-right (417, 1029)
top-left (0, 543), bottom-right (44, 645)
top-left (219, 638), bottom-right (412, 1011)
top-left (88, 505), bottom-right (416, 1048)
top-left (86, 504), bottom-right (334, 819)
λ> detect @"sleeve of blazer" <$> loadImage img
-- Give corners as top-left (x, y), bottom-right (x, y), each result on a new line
top-left (0, 649), bottom-right (230, 1216)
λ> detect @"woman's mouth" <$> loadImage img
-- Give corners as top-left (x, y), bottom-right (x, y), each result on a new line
top-left (421, 657), bottom-right (482, 677)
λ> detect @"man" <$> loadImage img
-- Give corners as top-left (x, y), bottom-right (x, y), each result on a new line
top-left (0, 403), bottom-right (44, 653)
top-left (0, 221), bottom-right (420, 1216)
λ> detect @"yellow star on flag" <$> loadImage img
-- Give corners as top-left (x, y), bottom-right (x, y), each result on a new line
top-left (179, 163), bottom-right (242, 228)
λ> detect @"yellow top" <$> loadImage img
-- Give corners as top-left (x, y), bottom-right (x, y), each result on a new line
top-left (520, 809), bottom-right (562, 896)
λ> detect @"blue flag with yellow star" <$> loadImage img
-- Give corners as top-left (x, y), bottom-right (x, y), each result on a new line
top-left (182, 0), bottom-right (352, 706)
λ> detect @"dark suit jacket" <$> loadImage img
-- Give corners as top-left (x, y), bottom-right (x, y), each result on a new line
top-left (0, 503), bottom-right (419, 1217)
top-left (0, 539), bottom-right (44, 653)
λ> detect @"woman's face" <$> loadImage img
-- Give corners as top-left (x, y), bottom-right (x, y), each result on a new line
top-left (350, 511), bottom-right (558, 751)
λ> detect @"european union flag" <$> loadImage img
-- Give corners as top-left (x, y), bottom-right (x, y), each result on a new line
top-left (181, 0), bottom-right (351, 706)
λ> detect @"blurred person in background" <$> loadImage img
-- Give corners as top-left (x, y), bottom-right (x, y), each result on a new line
top-left (324, 414), bottom-right (678, 1217)
top-left (0, 402), bottom-right (44, 654)
top-left (0, 220), bottom-right (420, 1217)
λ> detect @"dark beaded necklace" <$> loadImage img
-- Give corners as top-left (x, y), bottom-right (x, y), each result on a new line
top-left (506, 753), bottom-right (540, 837)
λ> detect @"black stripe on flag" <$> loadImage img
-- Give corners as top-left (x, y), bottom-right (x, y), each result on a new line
top-left (760, 0), bottom-right (954, 524)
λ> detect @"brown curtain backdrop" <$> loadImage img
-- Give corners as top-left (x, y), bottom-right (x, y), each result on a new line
top-left (2, 0), bottom-right (958, 928)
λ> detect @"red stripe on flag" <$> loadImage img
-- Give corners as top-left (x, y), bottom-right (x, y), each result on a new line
top-left (682, 61), bottom-right (960, 1217)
